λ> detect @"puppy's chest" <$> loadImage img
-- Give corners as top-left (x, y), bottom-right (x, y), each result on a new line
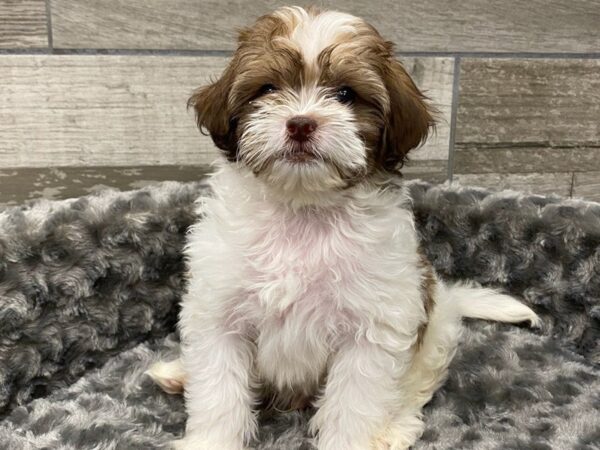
top-left (243, 211), bottom-right (366, 323)
top-left (241, 212), bottom-right (365, 390)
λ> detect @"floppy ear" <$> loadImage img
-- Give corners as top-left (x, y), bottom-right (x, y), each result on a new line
top-left (378, 58), bottom-right (435, 171)
top-left (188, 65), bottom-right (238, 160)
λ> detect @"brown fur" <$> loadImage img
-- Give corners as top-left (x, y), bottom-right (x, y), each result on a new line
top-left (187, 12), bottom-right (300, 160)
top-left (417, 249), bottom-right (437, 347)
top-left (188, 7), bottom-right (435, 177)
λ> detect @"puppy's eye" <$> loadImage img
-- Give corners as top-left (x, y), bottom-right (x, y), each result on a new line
top-left (258, 84), bottom-right (278, 96)
top-left (335, 86), bottom-right (356, 104)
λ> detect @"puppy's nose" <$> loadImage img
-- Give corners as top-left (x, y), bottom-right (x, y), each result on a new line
top-left (286, 116), bottom-right (317, 142)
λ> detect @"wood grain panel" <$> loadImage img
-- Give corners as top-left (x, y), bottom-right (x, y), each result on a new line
top-left (452, 173), bottom-right (573, 198)
top-left (0, 0), bottom-right (47, 48)
top-left (455, 59), bottom-right (600, 175)
top-left (403, 160), bottom-right (448, 184)
top-left (0, 166), bottom-right (209, 208)
top-left (0, 55), bottom-right (451, 169)
top-left (454, 147), bottom-right (600, 174)
top-left (0, 55), bottom-right (224, 167)
top-left (457, 59), bottom-right (600, 146)
top-left (0, 161), bottom-right (446, 208)
top-left (50, 0), bottom-right (600, 52)
top-left (572, 172), bottom-right (600, 203)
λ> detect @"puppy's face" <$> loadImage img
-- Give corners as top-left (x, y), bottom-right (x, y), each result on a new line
top-left (190, 7), bottom-right (433, 197)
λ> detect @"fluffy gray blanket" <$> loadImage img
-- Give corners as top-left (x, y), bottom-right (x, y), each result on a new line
top-left (0, 180), bottom-right (598, 450)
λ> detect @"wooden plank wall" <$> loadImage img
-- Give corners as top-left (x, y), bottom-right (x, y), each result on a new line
top-left (1, 0), bottom-right (599, 206)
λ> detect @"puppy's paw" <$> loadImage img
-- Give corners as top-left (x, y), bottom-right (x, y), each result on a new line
top-left (371, 415), bottom-right (424, 450)
top-left (170, 438), bottom-right (251, 450)
top-left (170, 438), bottom-right (215, 450)
top-left (146, 359), bottom-right (186, 394)
top-left (170, 439), bottom-right (188, 450)
top-left (371, 432), bottom-right (412, 450)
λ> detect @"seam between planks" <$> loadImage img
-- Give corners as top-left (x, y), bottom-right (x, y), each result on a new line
top-left (45, 0), bottom-right (53, 50)
top-left (447, 56), bottom-right (461, 183)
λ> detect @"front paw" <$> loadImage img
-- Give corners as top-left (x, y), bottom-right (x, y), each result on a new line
top-left (170, 438), bottom-right (252, 450)
top-left (170, 439), bottom-right (189, 450)
top-left (370, 416), bottom-right (424, 450)
top-left (371, 435), bottom-right (410, 450)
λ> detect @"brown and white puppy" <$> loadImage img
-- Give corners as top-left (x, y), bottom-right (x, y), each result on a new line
top-left (147, 7), bottom-right (539, 450)
top-left (190, 5), bottom-right (434, 206)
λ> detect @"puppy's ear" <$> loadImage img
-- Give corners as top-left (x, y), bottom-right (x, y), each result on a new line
top-left (378, 57), bottom-right (435, 171)
top-left (188, 65), bottom-right (238, 160)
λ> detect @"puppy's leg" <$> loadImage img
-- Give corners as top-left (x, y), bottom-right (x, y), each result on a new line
top-left (375, 283), bottom-right (540, 449)
top-left (373, 288), bottom-right (465, 449)
top-left (146, 358), bottom-right (186, 394)
top-left (309, 338), bottom-right (407, 450)
top-left (176, 328), bottom-right (257, 450)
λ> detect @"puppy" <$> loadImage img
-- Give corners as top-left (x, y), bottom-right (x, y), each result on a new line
top-left (147, 6), bottom-right (540, 450)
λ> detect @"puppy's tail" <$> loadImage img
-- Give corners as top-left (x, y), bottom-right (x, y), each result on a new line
top-left (450, 283), bottom-right (541, 327)
top-left (398, 282), bottom-right (539, 413)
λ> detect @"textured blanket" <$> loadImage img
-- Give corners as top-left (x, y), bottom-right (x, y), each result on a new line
top-left (0, 180), bottom-right (598, 450)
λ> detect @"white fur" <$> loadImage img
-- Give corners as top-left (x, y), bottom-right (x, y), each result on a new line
top-left (148, 164), bottom-right (539, 450)
top-left (276, 7), bottom-right (361, 68)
